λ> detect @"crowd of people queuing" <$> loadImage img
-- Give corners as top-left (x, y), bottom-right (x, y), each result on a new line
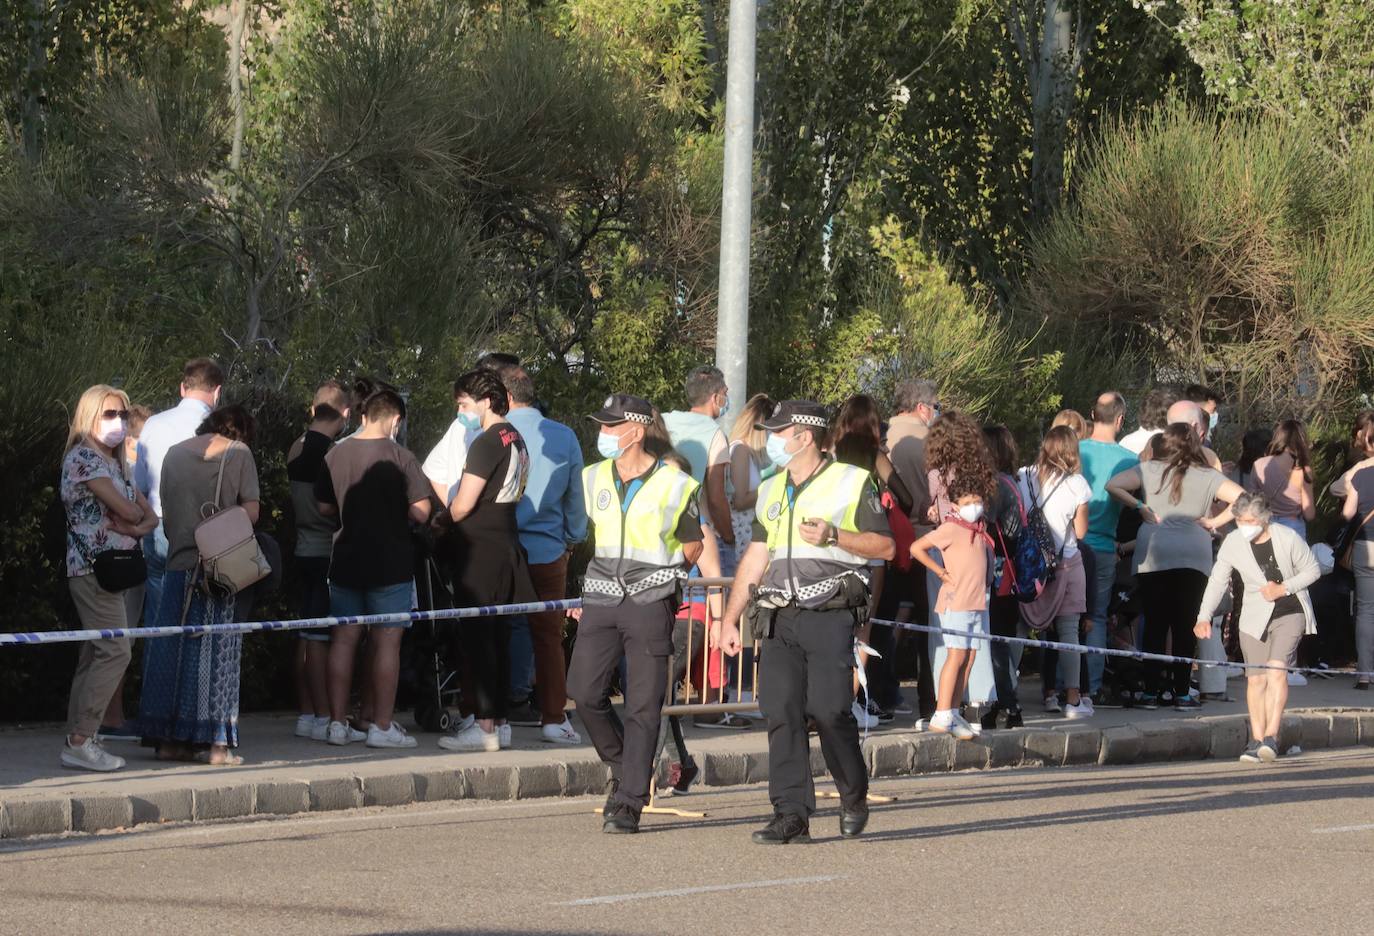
top-left (54, 356), bottom-right (1374, 780)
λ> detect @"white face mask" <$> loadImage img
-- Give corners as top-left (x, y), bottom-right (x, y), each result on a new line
top-left (1236, 523), bottom-right (1263, 542)
top-left (958, 503), bottom-right (984, 524)
top-left (96, 418), bottom-right (127, 448)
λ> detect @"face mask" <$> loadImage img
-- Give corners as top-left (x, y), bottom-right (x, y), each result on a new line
top-left (1208, 410), bottom-right (1219, 433)
top-left (597, 430), bottom-right (626, 460)
top-left (958, 503), bottom-right (984, 524)
top-left (96, 418), bottom-right (127, 448)
top-left (457, 410), bottom-right (482, 433)
top-left (1236, 523), bottom-right (1263, 542)
top-left (720, 395), bottom-right (730, 417)
top-left (766, 432), bottom-right (795, 469)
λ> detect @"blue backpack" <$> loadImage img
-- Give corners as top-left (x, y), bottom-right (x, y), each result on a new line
top-left (1010, 473), bottom-right (1065, 604)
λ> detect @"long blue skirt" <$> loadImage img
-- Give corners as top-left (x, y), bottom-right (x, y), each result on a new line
top-left (137, 568), bottom-right (241, 748)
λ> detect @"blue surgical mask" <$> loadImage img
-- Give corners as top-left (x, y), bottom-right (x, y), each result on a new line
top-left (597, 430), bottom-right (625, 460)
top-left (766, 432), bottom-right (794, 468)
top-left (457, 411), bottom-right (482, 433)
top-left (1208, 410), bottom-right (1219, 433)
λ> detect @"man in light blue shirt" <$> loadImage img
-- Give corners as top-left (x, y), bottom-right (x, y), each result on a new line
top-left (134, 358), bottom-right (224, 625)
top-left (496, 364), bottom-right (587, 743)
top-left (1077, 391), bottom-right (1138, 699)
top-left (662, 365), bottom-right (734, 574)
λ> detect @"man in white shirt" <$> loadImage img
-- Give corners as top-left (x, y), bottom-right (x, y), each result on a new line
top-left (134, 358), bottom-right (224, 624)
top-left (1119, 386), bottom-right (1179, 456)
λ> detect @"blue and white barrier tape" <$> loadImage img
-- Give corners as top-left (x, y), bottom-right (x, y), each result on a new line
top-left (869, 617), bottom-right (1374, 681)
top-left (0, 599), bottom-right (580, 647)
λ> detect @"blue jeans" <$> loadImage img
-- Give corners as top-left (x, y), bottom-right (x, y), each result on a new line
top-left (328, 582), bottom-right (413, 624)
top-left (509, 616), bottom-right (535, 702)
top-left (142, 524), bottom-right (169, 628)
top-left (1084, 548), bottom-right (1117, 694)
top-left (1273, 516), bottom-right (1307, 539)
top-left (926, 559), bottom-right (996, 704)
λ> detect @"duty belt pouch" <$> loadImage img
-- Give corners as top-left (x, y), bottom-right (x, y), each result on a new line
top-left (745, 586), bottom-right (777, 641)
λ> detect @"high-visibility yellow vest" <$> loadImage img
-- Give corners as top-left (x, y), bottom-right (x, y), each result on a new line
top-left (755, 459), bottom-right (874, 606)
top-left (581, 458), bottom-right (699, 606)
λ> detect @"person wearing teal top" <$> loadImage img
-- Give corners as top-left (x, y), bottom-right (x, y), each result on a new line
top-left (1077, 392), bottom-right (1139, 697)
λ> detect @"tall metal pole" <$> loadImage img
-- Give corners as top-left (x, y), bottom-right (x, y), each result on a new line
top-left (714, 0), bottom-right (757, 421)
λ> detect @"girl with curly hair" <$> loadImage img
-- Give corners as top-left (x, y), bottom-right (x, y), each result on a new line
top-left (912, 411), bottom-right (999, 734)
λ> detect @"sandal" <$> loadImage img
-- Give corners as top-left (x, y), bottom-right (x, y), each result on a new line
top-left (196, 749), bottom-right (244, 767)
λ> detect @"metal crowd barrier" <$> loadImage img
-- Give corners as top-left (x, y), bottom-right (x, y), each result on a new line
top-left (660, 576), bottom-right (761, 718)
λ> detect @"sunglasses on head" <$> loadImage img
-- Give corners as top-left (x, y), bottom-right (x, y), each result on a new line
top-left (101, 409), bottom-right (130, 421)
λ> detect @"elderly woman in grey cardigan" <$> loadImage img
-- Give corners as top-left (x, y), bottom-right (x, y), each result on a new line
top-left (1195, 492), bottom-right (1320, 764)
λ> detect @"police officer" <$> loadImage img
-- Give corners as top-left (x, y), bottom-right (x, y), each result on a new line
top-left (567, 393), bottom-right (704, 834)
top-left (717, 400), bottom-right (895, 844)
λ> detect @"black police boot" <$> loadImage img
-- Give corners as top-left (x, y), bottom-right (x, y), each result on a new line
top-left (602, 778), bottom-right (620, 815)
top-left (839, 804), bottom-right (869, 839)
top-left (751, 812), bottom-right (811, 845)
top-left (602, 800), bottom-right (641, 834)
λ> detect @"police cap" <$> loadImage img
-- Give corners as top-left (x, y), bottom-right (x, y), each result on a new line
top-left (589, 393), bottom-right (655, 426)
top-left (757, 399), bottom-right (831, 432)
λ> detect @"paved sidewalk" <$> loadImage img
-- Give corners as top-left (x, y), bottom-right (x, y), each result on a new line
top-left (3, 675), bottom-right (1372, 839)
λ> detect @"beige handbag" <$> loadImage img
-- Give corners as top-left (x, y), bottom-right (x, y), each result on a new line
top-left (194, 440), bottom-right (271, 595)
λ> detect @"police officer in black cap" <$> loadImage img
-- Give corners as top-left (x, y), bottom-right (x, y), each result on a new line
top-left (716, 400), bottom-right (895, 844)
top-left (567, 393), bottom-right (704, 834)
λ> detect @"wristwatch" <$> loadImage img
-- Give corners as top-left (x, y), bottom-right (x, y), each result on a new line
top-left (824, 524), bottom-right (839, 547)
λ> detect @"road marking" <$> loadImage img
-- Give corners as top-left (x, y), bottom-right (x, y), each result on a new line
top-left (564, 875), bottom-right (845, 906)
top-left (1313, 823), bottom-right (1374, 834)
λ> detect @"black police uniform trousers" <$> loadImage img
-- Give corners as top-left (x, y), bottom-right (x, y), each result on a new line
top-left (759, 606), bottom-right (868, 819)
top-left (567, 596), bottom-right (674, 811)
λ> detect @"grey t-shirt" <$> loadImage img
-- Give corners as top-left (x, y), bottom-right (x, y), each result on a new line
top-left (161, 436), bottom-right (261, 572)
top-left (1134, 461), bottom-right (1225, 575)
top-left (1351, 465), bottom-right (1374, 542)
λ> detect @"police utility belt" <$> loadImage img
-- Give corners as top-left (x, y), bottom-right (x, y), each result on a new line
top-left (583, 567), bottom-right (688, 601)
top-left (746, 570), bottom-right (871, 640)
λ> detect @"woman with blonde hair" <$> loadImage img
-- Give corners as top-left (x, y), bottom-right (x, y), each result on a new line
top-left (725, 393), bottom-right (774, 558)
top-left (59, 384), bottom-right (158, 771)
top-left (1052, 409), bottom-right (1090, 441)
top-left (1017, 425), bottom-right (1093, 717)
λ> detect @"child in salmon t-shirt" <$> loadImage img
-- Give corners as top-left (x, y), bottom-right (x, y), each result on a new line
top-left (910, 489), bottom-right (995, 741)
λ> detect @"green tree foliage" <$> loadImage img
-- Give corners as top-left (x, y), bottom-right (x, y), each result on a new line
top-left (1022, 101), bottom-right (1374, 426)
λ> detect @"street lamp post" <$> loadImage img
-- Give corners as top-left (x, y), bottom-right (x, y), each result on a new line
top-left (714, 0), bottom-right (757, 422)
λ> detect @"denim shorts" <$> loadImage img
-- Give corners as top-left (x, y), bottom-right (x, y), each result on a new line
top-left (939, 609), bottom-right (989, 651)
top-left (328, 581), bottom-right (415, 628)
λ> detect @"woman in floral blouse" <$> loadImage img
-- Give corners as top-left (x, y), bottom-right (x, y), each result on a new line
top-left (59, 384), bottom-right (157, 772)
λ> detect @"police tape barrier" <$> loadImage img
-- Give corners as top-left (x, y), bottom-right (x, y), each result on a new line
top-left (868, 616), bottom-right (1374, 681)
top-left (0, 599), bottom-right (582, 647)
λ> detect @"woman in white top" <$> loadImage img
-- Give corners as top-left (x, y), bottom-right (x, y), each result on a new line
top-left (1016, 426), bottom-right (1093, 717)
top-left (725, 394), bottom-right (774, 560)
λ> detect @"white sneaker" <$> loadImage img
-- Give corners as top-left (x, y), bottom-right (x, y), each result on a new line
top-left (294, 714), bottom-right (317, 738)
top-left (1064, 701), bottom-right (1094, 719)
top-left (61, 737), bottom-right (125, 772)
top-left (498, 724), bottom-right (512, 750)
top-left (452, 713), bottom-right (475, 734)
top-left (955, 712), bottom-right (982, 737)
top-left (327, 720), bottom-right (366, 746)
top-left (1043, 695), bottom-right (1063, 713)
top-left (852, 700), bottom-right (880, 730)
top-left (929, 714), bottom-right (974, 741)
top-left (366, 721), bottom-right (418, 749)
top-left (542, 718), bottom-right (582, 745)
top-left (309, 716), bottom-right (330, 742)
top-left (1287, 672), bottom-right (1308, 687)
top-left (438, 722), bottom-right (500, 752)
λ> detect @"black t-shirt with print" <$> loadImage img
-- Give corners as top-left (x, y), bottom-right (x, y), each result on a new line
top-left (1250, 537), bottom-right (1304, 619)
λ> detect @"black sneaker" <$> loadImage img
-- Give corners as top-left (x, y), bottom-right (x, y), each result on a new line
top-left (1258, 736), bottom-right (1279, 762)
top-left (866, 699), bottom-right (895, 724)
top-left (1136, 692), bottom-right (1159, 710)
top-left (694, 713), bottom-right (752, 730)
top-left (979, 705), bottom-right (1001, 731)
top-left (602, 778), bottom-right (620, 815)
top-left (506, 699), bottom-right (541, 728)
top-left (602, 801), bottom-right (640, 834)
top-left (1004, 707), bottom-right (1024, 729)
top-left (1174, 695), bottom-right (1202, 711)
top-left (1239, 740), bottom-right (1262, 764)
top-left (752, 813), bottom-right (811, 845)
top-left (1094, 690), bottom-right (1126, 709)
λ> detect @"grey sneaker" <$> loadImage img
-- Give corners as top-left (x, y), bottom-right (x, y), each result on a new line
top-left (61, 737), bottom-right (125, 772)
top-left (1239, 740), bottom-right (1262, 763)
top-left (1257, 736), bottom-right (1279, 763)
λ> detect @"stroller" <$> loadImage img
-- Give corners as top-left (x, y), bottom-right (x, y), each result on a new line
top-left (406, 530), bottom-right (465, 733)
top-left (1098, 584), bottom-right (1147, 708)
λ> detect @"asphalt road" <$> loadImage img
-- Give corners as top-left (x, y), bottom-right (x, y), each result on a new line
top-left (4, 749), bottom-right (1372, 936)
